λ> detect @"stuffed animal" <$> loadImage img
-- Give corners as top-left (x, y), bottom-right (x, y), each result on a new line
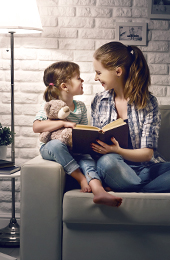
top-left (39, 100), bottom-right (72, 148)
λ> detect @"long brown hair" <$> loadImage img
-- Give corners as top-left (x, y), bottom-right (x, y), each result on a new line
top-left (43, 61), bottom-right (80, 102)
top-left (94, 41), bottom-right (151, 109)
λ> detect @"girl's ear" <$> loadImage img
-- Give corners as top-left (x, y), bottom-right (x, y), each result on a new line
top-left (60, 82), bottom-right (68, 92)
top-left (115, 67), bottom-right (123, 77)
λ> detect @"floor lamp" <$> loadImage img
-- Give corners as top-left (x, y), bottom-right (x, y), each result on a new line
top-left (0, 0), bottom-right (43, 246)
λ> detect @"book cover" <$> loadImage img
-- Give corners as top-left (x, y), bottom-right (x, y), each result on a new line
top-left (72, 118), bottom-right (128, 154)
top-left (0, 160), bottom-right (14, 168)
top-left (0, 165), bottom-right (21, 175)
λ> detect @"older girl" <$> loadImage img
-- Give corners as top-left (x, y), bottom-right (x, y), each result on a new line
top-left (91, 41), bottom-right (170, 192)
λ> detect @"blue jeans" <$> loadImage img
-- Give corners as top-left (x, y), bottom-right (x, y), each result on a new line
top-left (96, 153), bottom-right (170, 192)
top-left (40, 139), bottom-right (100, 184)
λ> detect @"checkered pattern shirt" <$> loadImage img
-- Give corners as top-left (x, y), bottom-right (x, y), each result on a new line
top-left (91, 89), bottom-right (165, 164)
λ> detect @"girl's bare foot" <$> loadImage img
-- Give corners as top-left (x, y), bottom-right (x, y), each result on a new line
top-left (80, 178), bottom-right (92, 193)
top-left (93, 192), bottom-right (122, 207)
top-left (89, 179), bottom-right (122, 207)
top-left (71, 169), bottom-right (91, 193)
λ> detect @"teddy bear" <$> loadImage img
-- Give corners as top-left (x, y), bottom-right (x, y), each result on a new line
top-left (39, 100), bottom-right (72, 148)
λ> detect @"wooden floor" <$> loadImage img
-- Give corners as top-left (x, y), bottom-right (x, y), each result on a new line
top-left (0, 247), bottom-right (20, 259)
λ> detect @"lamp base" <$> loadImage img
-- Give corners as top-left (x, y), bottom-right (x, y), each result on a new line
top-left (0, 218), bottom-right (20, 247)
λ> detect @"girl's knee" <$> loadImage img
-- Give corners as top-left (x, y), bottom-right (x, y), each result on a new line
top-left (97, 153), bottom-right (122, 170)
top-left (96, 153), bottom-right (123, 179)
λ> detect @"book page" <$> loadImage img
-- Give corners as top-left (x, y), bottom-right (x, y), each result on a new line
top-left (74, 124), bottom-right (100, 131)
top-left (102, 118), bottom-right (126, 132)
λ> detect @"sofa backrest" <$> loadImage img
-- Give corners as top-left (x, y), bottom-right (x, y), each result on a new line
top-left (158, 105), bottom-right (170, 161)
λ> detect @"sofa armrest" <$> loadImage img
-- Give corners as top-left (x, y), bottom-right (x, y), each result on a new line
top-left (20, 155), bottom-right (66, 260)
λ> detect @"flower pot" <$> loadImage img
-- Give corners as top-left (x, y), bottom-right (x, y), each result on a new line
top-left (0, 145), bottom-right (7, 160)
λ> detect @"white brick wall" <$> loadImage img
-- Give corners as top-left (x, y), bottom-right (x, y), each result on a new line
top-left (0, 0), bottom-right (170, 215)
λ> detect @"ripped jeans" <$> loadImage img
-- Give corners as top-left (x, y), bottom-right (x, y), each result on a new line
top-left (40, 139), bottom-right (101, 184)
top-left (96, 153), bottom-right (170, 192)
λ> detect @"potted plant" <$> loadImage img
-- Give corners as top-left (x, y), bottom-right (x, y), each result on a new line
top-left (0, 123), bottom-right (13, 160)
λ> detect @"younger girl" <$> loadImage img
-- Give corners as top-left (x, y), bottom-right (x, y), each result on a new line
top-left (33, 61), bottom-right (122, 207)
top-left (91, 41), bottom-right (170, 193)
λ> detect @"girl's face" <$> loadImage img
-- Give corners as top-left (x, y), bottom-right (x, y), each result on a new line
top-left (67, 73), bottom-right (84, 96)
top-left (93, 58), bottom-right (118, 91)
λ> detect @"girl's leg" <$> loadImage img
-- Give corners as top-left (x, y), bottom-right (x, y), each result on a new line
top-left (89, 179), bottom-right (122, 207)
top-left (69, 169), bottom-right (91, 193)
top-left (40, 140), bottom-right (91, 192)
top-left (141, 162), bottom-right (170, 192)
top-left (77, 154), bottom-right (122, 207)
top-left (97, 153), bottom-right (142, 192)
top-left (77, 154), bottom-right (101, 183)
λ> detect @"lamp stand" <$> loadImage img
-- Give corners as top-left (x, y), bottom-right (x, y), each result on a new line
top-left (10, 31), bottom-right (15, 164)
top-left (0, 178), bottom-right (20, 247)
top-left (0, 32), bottom-right (15, 168)
top-left (0, 32), bottom-right (20, 247)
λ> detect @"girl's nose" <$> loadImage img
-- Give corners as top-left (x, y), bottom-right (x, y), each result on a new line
top-left (94, 73), bottom-right (98, 81)
top-left (81, 78), bottom-right (84, 82)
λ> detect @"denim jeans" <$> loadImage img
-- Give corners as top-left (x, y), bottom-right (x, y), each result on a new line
top-left (96, 153), bottom-right (170, 192)
top-left (40, 139), bottom-right (100, 184)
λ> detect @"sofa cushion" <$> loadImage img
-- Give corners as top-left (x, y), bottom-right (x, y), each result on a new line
top-left (63, 190), bottom-right (170, 226)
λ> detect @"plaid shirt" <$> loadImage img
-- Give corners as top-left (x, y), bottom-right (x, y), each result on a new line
top-left (91, 89), bottom-right (165, 164)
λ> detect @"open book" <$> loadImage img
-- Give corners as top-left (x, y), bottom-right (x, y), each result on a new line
top-left (72, 118), bottom-right (128, 154)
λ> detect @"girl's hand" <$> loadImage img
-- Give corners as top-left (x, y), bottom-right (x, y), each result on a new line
top-left (63, 121), bottom-right (76, 128)
top-left (91, 137), bottom-right (120, 154)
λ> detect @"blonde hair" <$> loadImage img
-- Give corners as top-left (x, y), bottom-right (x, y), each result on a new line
top-left (43, 61), bottom-right (80, 102)
top-left (94, 42), bottom-right (151, 109)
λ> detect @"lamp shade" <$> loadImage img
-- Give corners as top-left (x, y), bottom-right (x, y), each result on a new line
top-left (0, 0), bottom-right (43, 34)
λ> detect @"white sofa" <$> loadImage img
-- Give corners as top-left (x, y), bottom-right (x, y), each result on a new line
top-left (20, 105), bottom-right (170, 260)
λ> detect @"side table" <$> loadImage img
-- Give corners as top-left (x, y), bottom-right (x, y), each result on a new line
top-left (0, 171), bottom-right (20, 247)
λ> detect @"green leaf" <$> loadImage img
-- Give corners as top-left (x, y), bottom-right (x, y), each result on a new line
top-left (0, 123), bottom-right (14, 146)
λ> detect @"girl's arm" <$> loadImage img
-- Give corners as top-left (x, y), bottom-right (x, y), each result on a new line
top-left (111, 137), bottom-right (153, 162)
top-left (33, 102), bottom-right (76, 134)
top-left (33, 120), bottom-right (76, 133)
top-left (91, 138), bottom-right (153, 162)
top-left (116, 147), bottom-right (153, 162)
